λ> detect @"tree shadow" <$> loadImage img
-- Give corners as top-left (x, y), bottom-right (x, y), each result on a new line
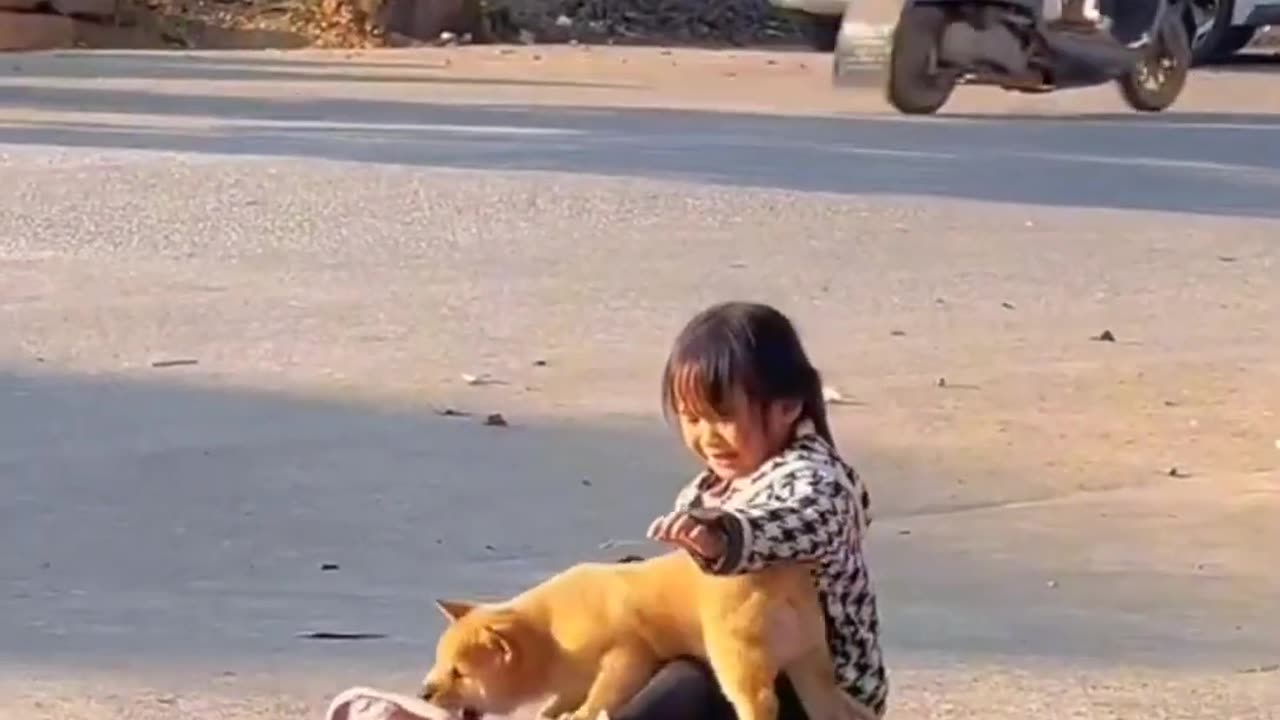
top-left (1, 366), bottom-right (1275, 675)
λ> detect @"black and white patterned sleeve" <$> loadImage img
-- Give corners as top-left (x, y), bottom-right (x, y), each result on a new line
top-left (687, 464), bottom-right (852, 575)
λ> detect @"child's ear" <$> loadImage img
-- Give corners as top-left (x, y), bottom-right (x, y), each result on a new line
top-left (778, 398), bottom-right (804, 427)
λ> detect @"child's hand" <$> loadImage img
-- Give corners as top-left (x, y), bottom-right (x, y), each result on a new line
top-left (646, 511), bottom-right (725, 561)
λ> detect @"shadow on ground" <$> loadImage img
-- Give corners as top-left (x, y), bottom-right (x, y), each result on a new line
top-left (4, 52), bottom-right (633, 88)
top-left (2, 366), bottom-right (1275, 675)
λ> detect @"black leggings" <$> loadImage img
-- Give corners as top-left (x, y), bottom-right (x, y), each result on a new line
top-left (611, 659), bottom-right (810, 720)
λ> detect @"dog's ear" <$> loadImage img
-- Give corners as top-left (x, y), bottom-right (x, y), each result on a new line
top-left (481, 617), bottom-right (521, 665)
top-left (435, 599), bottom-right (476, 623)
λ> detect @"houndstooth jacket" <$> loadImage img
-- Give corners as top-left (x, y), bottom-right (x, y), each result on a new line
top-left (672, 421), bottom-right (888, 717)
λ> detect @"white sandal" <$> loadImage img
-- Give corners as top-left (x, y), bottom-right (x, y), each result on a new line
top-left (326, 686), bottom-right (452, 720)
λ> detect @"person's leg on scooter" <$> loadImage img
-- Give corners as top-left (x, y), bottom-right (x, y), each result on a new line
top-left (1058, 0), bottom-right (1101, 29)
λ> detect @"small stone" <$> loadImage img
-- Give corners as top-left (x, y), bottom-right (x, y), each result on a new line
top-left (151, 358), bottom-right (199, 368)
top-left (890, 329), bottom-right (906, 337)
top-left (1217, 255), bottom-right (1238, 263)
top-left (937, 377), bottom-right (947, 388)
top-left (1046, 580), bottom-right (1058, 588)
top-left (897, 529), bottom-right (911, 535)
top-left (296, 631), bottom-right (387, 641)
top-left (320, 563), bottom-right (340, 571)
top-left (436, 407), bottom-right (469, 417)
top-left (1091, 330), bottom-right (1116, 342)
top-left (581, 478), bottom-right (592, 487)
top-left (532, 359), bottom-right (548, 367)
top-left (483, 413), bottom-right (508, 427)
top-left (1168, 467), bottom-right (1191, 478)
top-left (1001, 301), bottom-right (1016, 310)
top-left (555, 13), bottom-right (572, 26)
top-left (462, 372), bottom-right (503, 386)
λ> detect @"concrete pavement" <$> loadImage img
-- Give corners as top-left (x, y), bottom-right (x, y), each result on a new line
top-left (1, 47), bottom-right (1278, 719)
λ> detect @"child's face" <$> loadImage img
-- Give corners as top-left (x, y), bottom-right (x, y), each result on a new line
top-left (675, 387), bottom-right (802, 481)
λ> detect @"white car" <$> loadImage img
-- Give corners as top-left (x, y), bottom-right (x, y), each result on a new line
top-left (775, 0), bottom-right (1276, 64)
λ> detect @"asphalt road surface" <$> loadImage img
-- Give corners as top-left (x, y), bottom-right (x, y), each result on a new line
top-left (1, 49), bottom-right (1278, 718)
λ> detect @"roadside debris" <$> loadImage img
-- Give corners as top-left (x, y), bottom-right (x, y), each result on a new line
top-left (822, 385), bottom-right (860, 405)
top-left (151, 358), bottom-right (199, 368)
top-left (483, 412), bottom-right (509, 427)
top-left (1091, 330), bottom-right (1117, 342)
top-left (297, 631), bottom-right (388, 641)
top-left (461, 372), bottom-right (502, 386)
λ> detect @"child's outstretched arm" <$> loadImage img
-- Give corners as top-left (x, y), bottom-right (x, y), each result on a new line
top-left (654, 465), bottom-right (862, 575)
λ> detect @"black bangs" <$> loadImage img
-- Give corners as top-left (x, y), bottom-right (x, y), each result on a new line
top-left (661, 301), bottom-right (834, 444)
top-left (664, 326), bottom-right (763, 421)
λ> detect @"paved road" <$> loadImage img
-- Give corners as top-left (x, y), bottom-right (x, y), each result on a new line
top-left (1, 51), bottom-right (1278, 218)
top-left (1, 49), bottom-right (1278, 716)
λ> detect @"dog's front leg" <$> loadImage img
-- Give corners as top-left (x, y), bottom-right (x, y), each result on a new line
top-left (564, 647), bottom-right (656, 720)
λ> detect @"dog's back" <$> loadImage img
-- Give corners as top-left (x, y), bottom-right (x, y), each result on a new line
top-left (565, 552), bottom-right (847, 720)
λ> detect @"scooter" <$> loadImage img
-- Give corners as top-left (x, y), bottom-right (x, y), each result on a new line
top-left (883, 0), bottom-right (1192, 114)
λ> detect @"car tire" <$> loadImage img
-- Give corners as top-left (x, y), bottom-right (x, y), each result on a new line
top-left (1186, 0), bottom-right (1258, 64)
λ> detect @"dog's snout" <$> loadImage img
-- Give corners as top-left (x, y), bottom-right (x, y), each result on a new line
top-left (419, 682), bottom-right (438, 702)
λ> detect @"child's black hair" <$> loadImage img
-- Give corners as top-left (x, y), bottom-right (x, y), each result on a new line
top-left (661, 301), bottom-right (834, 446)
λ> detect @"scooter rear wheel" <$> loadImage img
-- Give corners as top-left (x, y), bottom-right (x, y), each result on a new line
top-left (1117, 14), bottom-right (1192, 112)
top-left (885, 5), bottom-right (957, 115)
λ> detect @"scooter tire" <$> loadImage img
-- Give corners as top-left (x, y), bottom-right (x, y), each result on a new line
top-left (1117, 14), bottom-right (1192, 112)
top-left (885, 4), bottom-right (957, 115)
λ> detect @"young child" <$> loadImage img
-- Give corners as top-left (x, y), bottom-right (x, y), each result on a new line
top-left (615, 301), bottom-right (888, 720)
